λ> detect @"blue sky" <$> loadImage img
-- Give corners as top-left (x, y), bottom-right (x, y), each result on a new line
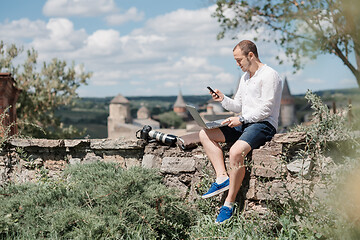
top-left (0, 0), bottom-right (358, 97)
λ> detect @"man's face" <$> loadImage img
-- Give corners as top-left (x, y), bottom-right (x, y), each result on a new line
top-left (233, 48), bottom-right (251, 72)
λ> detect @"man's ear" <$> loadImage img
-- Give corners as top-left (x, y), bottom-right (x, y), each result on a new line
top-left (248, 52), bottom-right (254, 59)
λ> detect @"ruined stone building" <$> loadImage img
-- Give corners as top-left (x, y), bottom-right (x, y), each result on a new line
top-left (108, 94), bottom-right (132, 125)
top-left (0, 73), bottom-right (21, 137)
top-left (132, 104), bottom-right (160, 129)
top-left (280, 77), bottom-right (296, 128)
top-left (107, 94), bottom-right (160, 139)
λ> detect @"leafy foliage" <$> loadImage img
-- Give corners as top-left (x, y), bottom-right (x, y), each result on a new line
top-left (157, 111), bottom-right (185, 129)
top-left (0, 41), bottom-right (92, 138)
top-left (0, 107), bottom-right (14, 153)
top-left (0, 163), bottom-right (196, 239)
top-left (213, 0), bottom-right (360, 86)
top-left (292, 90), bottom-right (357, 163)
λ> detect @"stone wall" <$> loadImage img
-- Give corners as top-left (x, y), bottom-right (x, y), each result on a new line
top-left (0, 132), bottom-right (309, 212)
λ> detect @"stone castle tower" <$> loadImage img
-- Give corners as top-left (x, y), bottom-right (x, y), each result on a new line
top-left (173, 89), bottom-right (187, 118)
top-left (107, 94), bottom-right (132, 138)
top-left (137, 104), bottom-right (150, 120)
top-left (280, 78), bottom-right (295, 128)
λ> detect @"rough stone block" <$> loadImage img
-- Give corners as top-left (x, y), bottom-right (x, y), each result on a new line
top-left (83, 152), bottom-right (102, 163)
top-left (246, 178), bottom-right (256, 200)
top-left (251, 142), bottom-right (285, 178)
top-left (163, 175), bottom-right (189, 198)
top-left (90, 139), bottom-right (141, 150)
top-left (160, 157), bottom-right (196, 174)
top-left (142, 154), bottom-right (159, 169)
top-left (44, 160), bottom-right (66, 171)
top-left (10, 139), bottom-right (65, 148)
top-left (102, 153), bottom-right (125, 164)
top-left (246, 177), bottom-right (311, 201)
top-left (287, 157), bottom-right (313, 177)
top-left (273, 132), bottom-right (306, 144)
top-left (256, 180), bottom-right (288, 200)
top-left (124, 158), bottom-right (141, 168)
top-left (64, 139), bottom-right (89, 148)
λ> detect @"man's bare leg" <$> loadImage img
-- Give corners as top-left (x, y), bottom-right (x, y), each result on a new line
top-left (199, 128), bottom-right (227, 178)
top-left (225, 140), bottom-right (251, 202)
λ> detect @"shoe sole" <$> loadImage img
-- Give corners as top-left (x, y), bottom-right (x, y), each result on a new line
top-left (201, 185), bottom-right (229, 199)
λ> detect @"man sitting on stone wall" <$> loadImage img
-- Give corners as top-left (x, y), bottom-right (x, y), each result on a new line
top-left (199, 40), bottom-right (283, 223)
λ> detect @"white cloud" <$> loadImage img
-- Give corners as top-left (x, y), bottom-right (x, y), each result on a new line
top-left (173, 57), bottom-right (218, 73)
top-left (0, 4), bottom-right (265, 96)
top-left (90, 70), bottom-right (131, 86)
top-left (43, 0), bottom-right (116, 17)
top-left (47, 18), bottom-right (73, 38)
top-left (32, 18), bottom-right (87, 53)
top-left (215, 72), bottom-right (236, 84)
top-left (106, 7), bottom-right (144, 25)
top-left (84, 29), bottom-right (122, 55)
top-left (0, 18), bottom-right (48, 43)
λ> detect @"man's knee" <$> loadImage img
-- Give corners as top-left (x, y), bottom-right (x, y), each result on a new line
top-left (229, 149), bottom-right (246, 164)
top-left (199, 128), bottom-right (225, 144)
top-left (199, 129), bottom-right (208, 142)
top-left (229, 142), bottom-right (251, 163)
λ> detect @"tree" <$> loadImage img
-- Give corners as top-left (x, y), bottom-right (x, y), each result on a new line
top-left (0, 41), bottom-right (92, 138)
top-left (213, 0), bottom-right (360, 87)
top-left (158, 111), bottom-right (185, 129)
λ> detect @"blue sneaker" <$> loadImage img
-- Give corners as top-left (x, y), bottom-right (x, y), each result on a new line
top-left (201, 178), bottom-right (229, 199)
top-left (215, 206), bottom-right (234, 223)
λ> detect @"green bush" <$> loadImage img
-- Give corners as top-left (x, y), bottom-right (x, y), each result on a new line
top-left (157, 111), bottom-right (185, 129)
top-left (0, 163), bottom-right (196, 239)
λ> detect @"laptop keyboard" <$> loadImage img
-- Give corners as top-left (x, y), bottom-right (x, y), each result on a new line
top-left (206, 120), bottom-right (224, 128)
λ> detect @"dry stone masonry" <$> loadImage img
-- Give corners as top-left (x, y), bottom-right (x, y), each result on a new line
top-left (1, 132), bottom-right (315, 213)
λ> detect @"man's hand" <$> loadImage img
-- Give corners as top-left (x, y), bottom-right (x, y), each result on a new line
top-left (211, 89), bottom-right (224, 102)
top-left (221, 116), bottom-right (242, 128)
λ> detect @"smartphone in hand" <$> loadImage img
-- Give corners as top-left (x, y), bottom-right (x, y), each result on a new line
top-left (207, 86), bottom-right (219, 98)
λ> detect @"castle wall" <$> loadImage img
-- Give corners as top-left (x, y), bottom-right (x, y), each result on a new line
top-left (280, 104), bottom-right (295, 127)
top-left (109, 104), bottom-right (131, 123)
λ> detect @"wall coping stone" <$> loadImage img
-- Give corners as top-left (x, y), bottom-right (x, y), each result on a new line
top-left (9, 138), bottom-right (144, 150)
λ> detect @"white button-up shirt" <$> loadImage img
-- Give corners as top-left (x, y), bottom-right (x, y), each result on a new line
top-left (221, 64), bottom-right (283, 130)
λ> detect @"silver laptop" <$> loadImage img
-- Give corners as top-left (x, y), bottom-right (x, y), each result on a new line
top-left (186, 105), bottom-right (228, 129)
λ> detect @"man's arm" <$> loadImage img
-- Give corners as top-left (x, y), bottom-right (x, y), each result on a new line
top-left (243, 71), bottom-right (282, 123)
top-left (220, 76), bottom-right (243, 113)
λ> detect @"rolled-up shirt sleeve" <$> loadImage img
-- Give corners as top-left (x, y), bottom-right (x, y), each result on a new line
top-left (221, 94), bottom-right (242, 113)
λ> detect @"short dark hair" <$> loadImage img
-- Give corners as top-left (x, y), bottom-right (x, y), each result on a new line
top-left (233, 40), bottom-right (259, 59)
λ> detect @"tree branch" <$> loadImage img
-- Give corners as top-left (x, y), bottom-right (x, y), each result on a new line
top-left (333, 43), bottom-right (360, 80)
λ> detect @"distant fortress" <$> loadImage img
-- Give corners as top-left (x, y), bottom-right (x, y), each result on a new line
top-left (107, 78), bottom-right (296, 139)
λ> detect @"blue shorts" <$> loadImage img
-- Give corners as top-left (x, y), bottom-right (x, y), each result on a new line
top-left (219, 121), bottom-right (276, 150)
